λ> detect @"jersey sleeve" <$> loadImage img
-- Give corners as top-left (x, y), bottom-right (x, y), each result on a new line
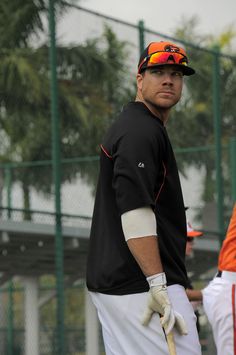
top-left (112, 130), bottom-right (162, 215)
top-left (218, 203), bottom-right (236, 271)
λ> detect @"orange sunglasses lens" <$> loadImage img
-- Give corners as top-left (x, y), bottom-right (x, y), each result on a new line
top-left (149, 52), bottom-right (188, 66)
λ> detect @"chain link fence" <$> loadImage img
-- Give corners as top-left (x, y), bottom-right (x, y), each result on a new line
top-left (0, 280), bottom-right (105, 355)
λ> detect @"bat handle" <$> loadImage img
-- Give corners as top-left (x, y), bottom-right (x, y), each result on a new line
top-left (160, 316), bottom-right (177, 355)
top-left (166, 331), bottom-right (177, 355)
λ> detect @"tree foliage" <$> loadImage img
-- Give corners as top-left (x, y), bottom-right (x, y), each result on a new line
top-left (0, 1), bottom-right (134, 212)
top-left (167, 17), bottom-right (236, 206)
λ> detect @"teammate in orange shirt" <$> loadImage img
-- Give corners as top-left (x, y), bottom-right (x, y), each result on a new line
top-left (218, 204), bottom-right (236, 272)
top-left (203, 203), bottom-right (236, 355)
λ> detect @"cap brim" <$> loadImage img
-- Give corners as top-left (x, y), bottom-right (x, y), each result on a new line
top-left (187, 230), bottom-right (203, 237)
top-left (144, 63), bottom-right (195, 76)
top-left (180, 65), bottom-right (195, 76)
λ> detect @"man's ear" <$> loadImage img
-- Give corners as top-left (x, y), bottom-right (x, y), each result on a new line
top-left (136, 73), bottom-right (144, 90)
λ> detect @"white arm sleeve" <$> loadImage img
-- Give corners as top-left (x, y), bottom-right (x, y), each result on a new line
top-left (121, 206), bottom-right (157, 242)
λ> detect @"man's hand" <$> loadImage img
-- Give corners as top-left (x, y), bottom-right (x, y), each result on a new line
top-left (142, 273), bottom-right (188, 335)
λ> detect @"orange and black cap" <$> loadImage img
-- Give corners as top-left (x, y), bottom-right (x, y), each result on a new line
top-left (138, 41), bottom-right (195, 76)
top-left (187, 221), bottom-right (203, 238)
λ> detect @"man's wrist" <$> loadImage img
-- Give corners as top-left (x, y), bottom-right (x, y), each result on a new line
top-left (146, 272), bottom-right (166, 287)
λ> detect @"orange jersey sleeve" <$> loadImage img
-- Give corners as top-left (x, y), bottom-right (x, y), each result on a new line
top-left (218, 203), bottom-right (236, 271)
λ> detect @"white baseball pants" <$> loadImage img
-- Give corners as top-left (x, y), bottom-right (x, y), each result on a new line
top-left (203, 271), bottom-right (236, 355)
top-left (90, 284), bottom-right (201, 355)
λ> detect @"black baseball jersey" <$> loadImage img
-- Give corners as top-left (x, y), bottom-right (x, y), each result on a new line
top-left (86, 102), bottom-right (188, 295)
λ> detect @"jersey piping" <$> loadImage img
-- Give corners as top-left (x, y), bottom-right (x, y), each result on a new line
top-left (155, 161), bottom-right (166, 203)
top-left (100, 144), bottom-right (112, 159)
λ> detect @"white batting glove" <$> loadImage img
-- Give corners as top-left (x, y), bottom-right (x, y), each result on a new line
top-left (142, 273), bottom-right (188, 335)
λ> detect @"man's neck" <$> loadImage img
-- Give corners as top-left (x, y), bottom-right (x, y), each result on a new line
top-left (135, 97), bottom-right (170, 124)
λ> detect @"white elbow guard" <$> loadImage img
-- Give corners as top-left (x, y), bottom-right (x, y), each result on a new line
top-left (121, 207), bottom-right (157, 241)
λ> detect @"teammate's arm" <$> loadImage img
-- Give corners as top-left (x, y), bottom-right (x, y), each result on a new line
top-left (186, 288), bottom-right (203, 302)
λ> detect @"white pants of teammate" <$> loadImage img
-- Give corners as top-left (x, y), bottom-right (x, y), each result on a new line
top-left (90, 284), bottom-right (201, 355)
top-left (203, 271), bottom-right (236, 355)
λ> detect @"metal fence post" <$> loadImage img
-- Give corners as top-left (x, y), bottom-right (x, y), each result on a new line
top-left (48, 1), bottom-right (65, 354)
top-left (138, 20), bottom-right (145, 54)
top-left (4, 167), bottom-right (14, 355)
top-left (212, 46), bottom-right (224, 243)
top-left (5, 167), bottom-right (12, 219)
top-left (230, 137), bottom-right (236, 202)
top-left (7, 281), bottom-right (13, 355)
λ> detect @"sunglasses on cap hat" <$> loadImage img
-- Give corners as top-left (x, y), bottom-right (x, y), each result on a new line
top-left (138, 51), bottom-right (188, 73)
top-left (138, 41), bottom-right (195, 76)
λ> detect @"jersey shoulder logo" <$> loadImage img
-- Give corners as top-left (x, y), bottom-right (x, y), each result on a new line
top-left (138, 162), bottom-right (145, 168)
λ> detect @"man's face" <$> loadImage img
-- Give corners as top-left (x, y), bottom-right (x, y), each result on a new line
top-left (186, 238), bottom-right (194, 257)
top-left (136, 65), bottom-right (184, 110)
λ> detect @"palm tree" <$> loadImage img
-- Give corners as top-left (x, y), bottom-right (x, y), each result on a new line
top-left (0, 1), bottom-right (134, 216)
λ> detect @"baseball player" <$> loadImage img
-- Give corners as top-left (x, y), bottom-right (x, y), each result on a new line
top-left (185, 220), bottom-right (204, 333)
top-left (202, 202), bottom-right (236, 355)
top-left (86, 41), bottom-right (201, 354)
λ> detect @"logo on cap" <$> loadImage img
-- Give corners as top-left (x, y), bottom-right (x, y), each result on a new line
top-left (164, 44), bottom-right (180, 53)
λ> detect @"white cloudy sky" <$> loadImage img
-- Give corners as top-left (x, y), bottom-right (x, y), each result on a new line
top-left (80, 0), bottom-right (236, 40)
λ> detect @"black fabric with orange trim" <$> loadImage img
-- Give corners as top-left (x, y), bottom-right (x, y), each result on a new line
top-left (138, 41), bottom-right (195, 76)
top-left (86, 101), bottom-right (189, 294)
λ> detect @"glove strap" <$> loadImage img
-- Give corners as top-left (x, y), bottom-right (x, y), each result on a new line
top-left (146, 272), bottom-right (167, 287)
